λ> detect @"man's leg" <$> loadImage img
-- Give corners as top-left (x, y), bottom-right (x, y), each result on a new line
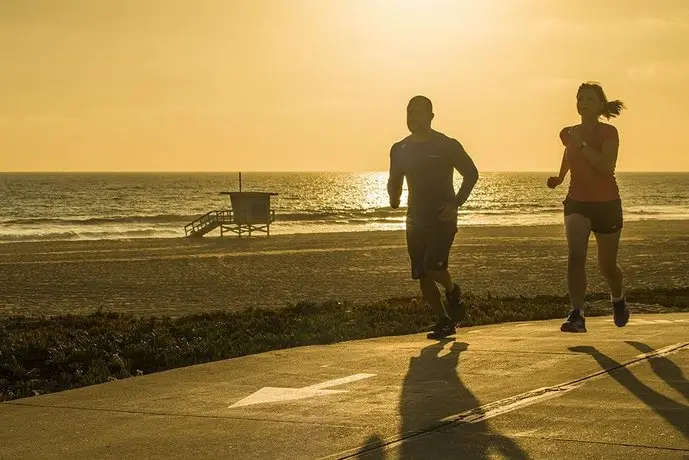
top-left (407, 225), bottom-right (455, 338)
top-left (419, 275), bottom-right (447, 319)
top-left (407, 226), bottom-right (442, 315)
top-left (422, 273), bottom-right (455, 339)
top-left (427, 269), bottom-right (453, 291)
top-left (425, 224), bottom-right (464, 321)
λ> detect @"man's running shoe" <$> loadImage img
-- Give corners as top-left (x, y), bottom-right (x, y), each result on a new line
top-left (427, 318), bottom-right (456, 340)
top-left (560, 309), bottom-right (587, 333)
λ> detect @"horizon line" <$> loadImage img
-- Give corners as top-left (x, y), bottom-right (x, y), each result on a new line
top-left (1, 170), bottom-right (688, 174)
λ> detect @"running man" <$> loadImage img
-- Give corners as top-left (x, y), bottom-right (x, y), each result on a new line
top-left (547, 82), bottom-right (630, 333)
top-left (388, 95), bottom-right (479, 339)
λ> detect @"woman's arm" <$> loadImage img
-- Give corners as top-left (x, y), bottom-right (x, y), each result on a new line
top-left (547, 149), bottom-right (569, 188)
top-left (580, 139), bottom-right (618, 175)
top-left (570, 125), bottom-right (619, 175)
top-left (557, 148), bottom-right (570, 180)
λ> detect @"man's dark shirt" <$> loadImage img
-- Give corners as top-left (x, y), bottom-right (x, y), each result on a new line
top-left (388, 130), bottom-right (476, 228)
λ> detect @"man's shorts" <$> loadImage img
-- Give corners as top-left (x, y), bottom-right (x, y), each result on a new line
top-left (406, 222), bottom-right (457, 280)
top-left (563, 198), bottom-right (623, 234)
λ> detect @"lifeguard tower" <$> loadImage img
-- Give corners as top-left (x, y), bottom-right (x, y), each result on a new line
top-left (184, 173), bottom-right (277, 238)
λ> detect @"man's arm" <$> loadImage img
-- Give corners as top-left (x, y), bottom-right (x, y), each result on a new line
top-left (450, 140), bottom-right (479, 208)
top-left (387, 145), bottom-right (404, 208)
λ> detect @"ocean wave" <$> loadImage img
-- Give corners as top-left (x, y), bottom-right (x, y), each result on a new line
top-left (2, 214), bottom-right (197, 226)
top-left (271, 207), bottom-right (563, 222)
top-left (273, 210), bottom-right (400, 222)
top-left (0, 231), bottom-right (81, 242)
top-left (0, 228), bottom-right (179, 243)
top-left (4, 205), bottom-right (688, 229)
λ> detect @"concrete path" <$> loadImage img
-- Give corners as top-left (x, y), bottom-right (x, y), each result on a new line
top-left (2, 313), bottom-right (688, 459)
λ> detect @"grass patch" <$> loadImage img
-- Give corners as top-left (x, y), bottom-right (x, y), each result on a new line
top-left (1, 287), bottom-right (688, 402)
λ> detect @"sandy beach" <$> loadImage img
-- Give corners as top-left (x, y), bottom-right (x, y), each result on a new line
top-left (1, 220), bottom-right (688, 318)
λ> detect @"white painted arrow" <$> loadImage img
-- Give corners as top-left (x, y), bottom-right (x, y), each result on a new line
top-left (228, 373), bottom-right (376, 408)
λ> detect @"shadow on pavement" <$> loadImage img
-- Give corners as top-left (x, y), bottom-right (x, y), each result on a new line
top-left (625, 341), bottom-right (689, 402)
top-left (356, 340), bottom-right (528, 459)
top-left (570, 344), bottom-right (689, 442)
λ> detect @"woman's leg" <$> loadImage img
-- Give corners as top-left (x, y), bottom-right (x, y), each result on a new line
top-left (594, 229), bottom-right (629, 326)
top-left (594, 230), bottom-right (623, 299)
top-left (561, 212), bottom-right (592, 332)
top-left (565, 213), bottom-right (592, 312)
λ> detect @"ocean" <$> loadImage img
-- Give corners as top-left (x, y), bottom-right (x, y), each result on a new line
top-left (1, 172), bottom-right (688, 242)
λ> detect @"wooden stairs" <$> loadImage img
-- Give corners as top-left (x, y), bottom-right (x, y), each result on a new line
top-left (184, 210), bottom-right (233, 237)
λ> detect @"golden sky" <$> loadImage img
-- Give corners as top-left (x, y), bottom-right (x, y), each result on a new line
top-left (2, 0), bottom-right (688, 172)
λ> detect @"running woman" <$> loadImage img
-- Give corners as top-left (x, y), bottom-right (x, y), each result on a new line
top-left (548, 82), bottom-right (630, 333)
